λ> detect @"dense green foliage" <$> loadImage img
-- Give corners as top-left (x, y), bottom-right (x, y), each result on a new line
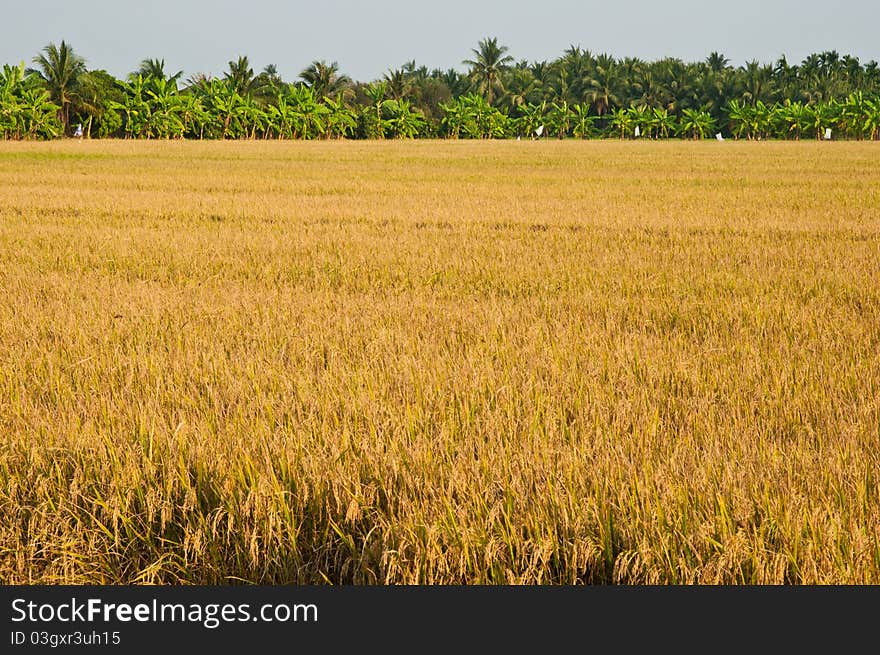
top-left (3, 39), bottom-right (879, 140)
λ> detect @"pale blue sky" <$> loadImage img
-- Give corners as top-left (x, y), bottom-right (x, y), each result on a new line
top-left (5, 1), bottom-right (878, 82)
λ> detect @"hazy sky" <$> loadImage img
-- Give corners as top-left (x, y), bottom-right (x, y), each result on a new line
top-left (5, 1), bottom-right (878, 82)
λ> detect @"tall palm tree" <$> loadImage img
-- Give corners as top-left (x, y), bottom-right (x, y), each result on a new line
top-left (502, 68), bottom-right (537, 113)
top-left (136, 58), bottom-right (182, 85)
top-left (437, 68), bottom-right (469, 98)
top-left (863, 98), bottom-right (880, 140)
top-left (299, 60), bottom-right (351, 100)
top-left (249, 64), bottom-right (284, 103)
top-left (654, 58), bottom-right (697, 112)
top-left (559, 45), bottom-right (593, 101)
top-left (384, 67), bottom-right (412, 100)
top-left (706, 52), bottom-right (730, 74)
top-left (28, 40), bottom-right (86, 133)
top-left (529, 60), bottom-right (555, 102)
top-left (584, 59), bottom-right (621, 117)
top-left (741, 60), bottom-right (776, 106)
top-left (863, 61), bottom-right (880, 94)
top-left (225, 56), bottom-right (256, 96)
top-left (462, 37), bottom-right (514, 106)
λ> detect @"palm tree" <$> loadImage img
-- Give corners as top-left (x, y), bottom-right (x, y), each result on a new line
top-left (864, 61), bottom-right (880, 94)
top-left (635, 68), bottom-right (666, 110)
top-left (28, 40), bottom-right (86, 133)
top-left (299, 61), bottom-right (351, 101)
top-left (502, 68), bottom-right (536, 113)
top-left (72, 70), bottom-right (110, 137)
top-left (437, 68), bottom-right (469, 98)
top-left (741, 61), bottom-right (776, 106)
top-left (529, 61), bottom-right (555, 102)
top-left (706, 52), bottom-right (730, 73)
top-left (559, 45), bottom-right (594, 101)
top-left (584, 60), bottom-right (622, 117)
top-left (225, 56), bottom-right (256, 96)
top-left (258, 64), bottom-right (282, 87)
top-left (136, 59), bottom-right (182, 86)
top-left (383, 67), bottom-right (412, 100)
top-left (463, 37), bottom-right (514, 106)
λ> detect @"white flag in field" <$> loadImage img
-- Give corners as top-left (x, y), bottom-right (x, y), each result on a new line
top-left (634, 125), bottom-right (640, 137)
top-left (824, 128), bottom-right (832, 140)
top-left (535, 125), bottom-right (544, 137)
top-left (715, 132), bottom-right (724, 141)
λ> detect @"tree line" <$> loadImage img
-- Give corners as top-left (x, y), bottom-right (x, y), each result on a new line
top-left (2, 38), bottom-right (879, 141)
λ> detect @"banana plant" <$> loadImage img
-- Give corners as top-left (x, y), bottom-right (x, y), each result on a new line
top-left (145, 76), bottom-right (184, 138)
top-left (517, 101), bottom-right (547, 138)
top-left (266, 94), bottom-right (293, 139)
top-left (238, 94), bottom-right (267, 139)
top-left (548, 99), bottom-right (572, 138)
top-left (724, 99), bottom-right (751, 139)
top-left (464, 94), bottom-right (510, 138)
top-left (749, 100), bottom-right (775, 139)
top-left (287, 85), bottom-right (328, 139)
top-left (650, 107), bottom-right (676, 139)
top-left (109, 75), bottom-right (151, 138)
top-left (362, 81), bottom-right (389, 139)
top-left (19, 88), bottom-right (61, 138)
top-left (323, 96), bottom-right (357, 139)
top-left (384, 98), bottom-right (426, 138)
top-left (1, 83), bottom-right (60, 139)
top-left (571, 104), bottom-right (595, 139)
top-left (840, 91), bottom-right (867, 139)
top-left (679, 108), bottom-right (715, 139)
top-left (610, 107), bottom-right (633, 139)
top-left (0, 62), bottom-right (26, 99)
top-left (0, 63), bottom-right (26, 138)
top-left (806, 101), bottom-right (839, 140)
top-left (177, 94), bottom-right (210, 139)
top-left (780, 100), bottom-right (810, 140)
top-left (439, 98), bottom-right (466, 138)
top-left (627, 104), bottom-right (651, 138)
top-left (863, 98), bottom-right (880, 140)
top-left (198, 78), bottom-right (248, 138)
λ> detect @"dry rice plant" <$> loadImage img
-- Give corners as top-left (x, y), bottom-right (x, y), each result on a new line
top-left (0, 140), bottom-right (878, 584)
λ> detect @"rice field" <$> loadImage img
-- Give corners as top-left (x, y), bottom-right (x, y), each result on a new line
top-left (1, 139), bottom-right (878, 584)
